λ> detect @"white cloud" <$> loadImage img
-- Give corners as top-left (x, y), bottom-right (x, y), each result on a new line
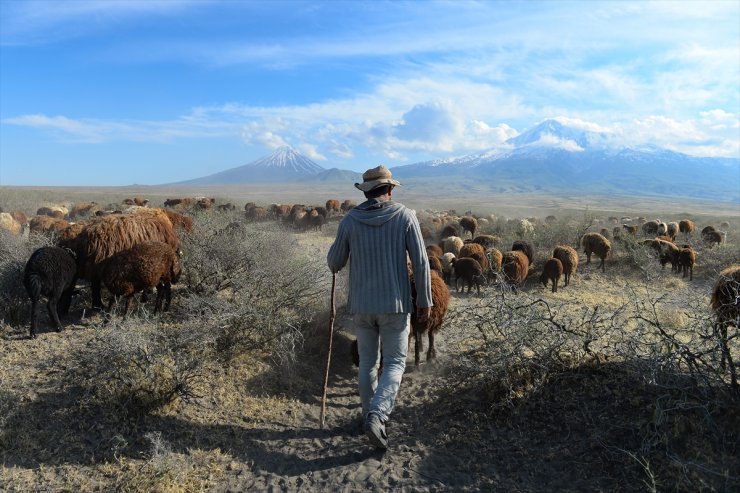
top-left (532, 134), bottom-right (584, 152)
top-left (298, 143), bottom-right (326, 161)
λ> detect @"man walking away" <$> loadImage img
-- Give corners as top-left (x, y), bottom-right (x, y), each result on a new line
top-left (327, 165), bottom-right (432, 450)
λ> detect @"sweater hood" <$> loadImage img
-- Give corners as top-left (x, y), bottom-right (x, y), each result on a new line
top-left (346, 199), bottom-right (405, 226)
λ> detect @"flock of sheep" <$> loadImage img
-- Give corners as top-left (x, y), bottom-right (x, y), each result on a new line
top-left (0, 198), bottom-right (737, 372)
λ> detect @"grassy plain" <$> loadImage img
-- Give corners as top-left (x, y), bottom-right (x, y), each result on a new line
top-left (1, 185), bottom-right (738, 491)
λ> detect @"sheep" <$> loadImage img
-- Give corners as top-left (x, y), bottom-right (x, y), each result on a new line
top-left (642, 220), bottom-right (660, 236)
top-left (217, 203), bottom-right (236, 212)
top-left (23, 247), bottom-right (78, 338)
top-left (552, 245), bottom-right (578, 287)
top-left (134, 197), bottom-right (149, 207)
top-left (428, 255), bottom-right (443, 275)
top-left (502, 250), bottom-right (529, 292)
top-left (511, 239), bottom-right (535, 267)
top-left (410, 269), bottom-right (450, 366)
top-left (37, 205), bottom-right (69, 218)
top-left (540, 258), bottom-right (563, 293)
top-left (720, 221), bottom-right (731, 230)
top-left (69, 202), bottom-right (99, 219)
top-left (452, 257), bottom-right (486, 295)
top-left (666, 222), bottom-right (679, 241)
top-left (101, 241), bottom-right (182, 317)
top-left (195, 197), bottom-right (215, 209)
top-left (325, 199), bottom-right (340, 214)
top-left (459, 216), bottom-right (478, 239)
top-left (270, 204), bottom-right (292, 221)
top-left (545, 215), bottom-right (557, 225)
top-left (9, 211), bottom-right (28, 233)
top-left (440, 224), bottom-right (459, 240)
top-left (679, 219), bottom-right (695, 239)
top-left (128, 207), bottom-right (193, 234)
top-left (340, 199), bottom-right (356, 212)
top-left (459, 243), bottom-right (488, 271)
top-left (164, 197), bottom-right (193, 208)
top-left (622, 224), bottom-right (639, 236)
top-left (426, 244), bottom-right (443, 259)
top-left (581, 232), bottom-right (611, 272)
top-left (486, 248), bottom-right (503, 274)
top-left (442, 236), bottom-right (464, 257)
top-left (655, 235), bottom-right (673, 243)
top-left (656, 240), bottom-right (680, 272)
top-left (245, 205), bottom-right (269, 222)
top-left (440, 252), bottom-right (456, 285)
top-left (701, 225), bottom-right (716, 238)
top-left (678, 246), bottom-right (696, 281)
top-left (0, 212), bottom-right (22, 235)
top-left (62, 213), bottom-right (180, 310)
top-left (656, 221), bottom-right (668, 236)
top-left (301, 209), bottom-right (327, 231)
top-left (29, 215), bottom-right (70, 235)
top-left (704, 230), bottom-right (723, 248)
top-left (472, 234), bottom-right (499, 249)
top-left (710, 265), bottom-right (740, 372)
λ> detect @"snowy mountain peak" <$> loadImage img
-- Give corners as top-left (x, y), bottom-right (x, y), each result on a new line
top-left (251, 146), bottom-right (325, 174)
top-left (506, 119), bottom-right (609, 150)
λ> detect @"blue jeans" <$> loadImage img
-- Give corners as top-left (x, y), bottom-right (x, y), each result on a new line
top-left (354, 312), bottom-right (410, 422)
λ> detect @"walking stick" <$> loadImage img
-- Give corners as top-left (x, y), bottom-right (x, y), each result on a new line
top-left (320, 272), bottom-right (337, 429)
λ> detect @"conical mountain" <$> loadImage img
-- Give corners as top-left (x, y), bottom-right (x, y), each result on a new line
top-left (179, 146), bottom-right (326, 184)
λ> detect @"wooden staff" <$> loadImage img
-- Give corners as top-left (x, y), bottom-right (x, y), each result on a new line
top-left (320, 272), bottom-right (337, 429)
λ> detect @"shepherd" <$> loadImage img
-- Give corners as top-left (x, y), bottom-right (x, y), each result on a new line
top-left (327, 165), bottom-right (432, 450)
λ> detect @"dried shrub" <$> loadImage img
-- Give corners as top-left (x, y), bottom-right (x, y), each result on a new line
top-left (0, 230), bottom-right (52, 326)
top-left (70, 320), bottom-right (211, 416)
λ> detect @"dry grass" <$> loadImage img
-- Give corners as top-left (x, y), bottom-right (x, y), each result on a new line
top-left (1, 187), bottom-right (739, 491)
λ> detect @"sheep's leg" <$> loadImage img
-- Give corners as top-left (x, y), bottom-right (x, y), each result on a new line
top-left (154, 284), bottom-right (164, 313)
top-left (415, 330), bottom-right (422, 368)
top-left (552, 278), bottom-right (558, 293)
top-left (91, 276), bottom-right (104, 310)
top-left (600, 257), bottom-right (605, 272)
top-left (565, 272), bottom-right (570, 287)
top-left (689, 266), bottom-right (693, 281)
top-left (59, 284), bottom-right (74, 315)
top-left (585, 252), bottom-right (591, 264)
top-left (122, 296), bottom-right (133, 320)
top-left (427, 330), bottom-right (436, 361)
top-left (29, 298), bottom-right (38, 339)
top-left (164, 283), bottom-right (173, 311)
top-left (47, 295), bottom-right (64, 332)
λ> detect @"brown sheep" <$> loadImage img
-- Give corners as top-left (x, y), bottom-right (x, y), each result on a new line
top-left (679, 219), bottom-right (695, 239)
top-left (101, 241), bottom-right (182, 317)
top-left (704, 230), bottom-right (723, 248)
top-left (665, 222), bottom-right (679, 241)
top-left (426, 244), bottom-right (443, 259)
top-left (472, 234), bottom-right (499, 249)
top-left (459, 216), bottom-right (478, 239)
top-left (452, 257), bottom-right (486, 295)
top-left (710, 265), bottom-right (740, 373)
top-left (440, 224), bottom-right (459, 240)
top-left (428, 255), bottom-right (443, 275)
top-left (642, 220), bottom-right (660, 236)
top-left (701, 225), bottom-right (716, 238)
top-left (10, 210), bottom-right (28, 231)
top-left (410, 269), bottom-right (450, 366)
top-left (128, 207), bottom-right (193, 234)
top-left (540, 258), bottom-right (563, 293)
top-left (325, 199), bottom-right (340, 214)
top-left (340, 199), bottom-right (356, 212)
top-left (582, 232), bottom-right (611, 272)
top-left (195, 197), bottom-right (215, 209)
top-left (622, 224), bottom-right (638, 236)
top-left (655, 235), bottom-right (673, 243)
top-left (502, 250), bottom-right (529, 292)
top-left (486, 248), bottom-right (503, 274)
top-left (69, 202), bottom-right (99, 219)
top-left (553, 245), bottom-right (578, 287)
top-left (134, 197), bottom-right (149, 207)
top-left (459, 243), bottom-right (488, 271)
top-left (270, 204), bottom-right (292, 221)
top-left (678, 246), bottom-right (696, 281)
top-left (62, 213), bottom-right (180, 310)
top-left (29, 215), bottom-right (70, 235)
top-left (217, 203), bottom-right (236, 212)
top-left (0, 212), bottom-right (23, 235)
top-left (511, 239), bottom-right (535, 267)
top-left (245, 205), bottom-right (269, 222)
top-left (164, 197), bottom-right (192, 208)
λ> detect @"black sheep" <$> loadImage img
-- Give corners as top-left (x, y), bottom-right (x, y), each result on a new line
top-left (23, 247), bottom-right (78, 338)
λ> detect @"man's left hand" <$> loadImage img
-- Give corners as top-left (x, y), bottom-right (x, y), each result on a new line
top-left (416, 306), bottom-right (431, 323)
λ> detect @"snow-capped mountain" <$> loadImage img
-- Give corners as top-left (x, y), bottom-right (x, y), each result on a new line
top-left (391, 119), bottom-right (740, 201)
top-left (178, 146), bottom-right (326, 184)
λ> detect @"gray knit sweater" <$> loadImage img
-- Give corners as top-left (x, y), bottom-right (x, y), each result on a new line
top-left (327, 198), bottom-right (433, 314)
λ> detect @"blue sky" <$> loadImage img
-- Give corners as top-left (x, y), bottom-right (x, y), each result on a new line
top-left (1, 0), bottom-right (738, 186)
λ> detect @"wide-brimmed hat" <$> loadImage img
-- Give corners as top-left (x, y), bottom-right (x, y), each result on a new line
top-left (354, 165), bottom-right (401, 192)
